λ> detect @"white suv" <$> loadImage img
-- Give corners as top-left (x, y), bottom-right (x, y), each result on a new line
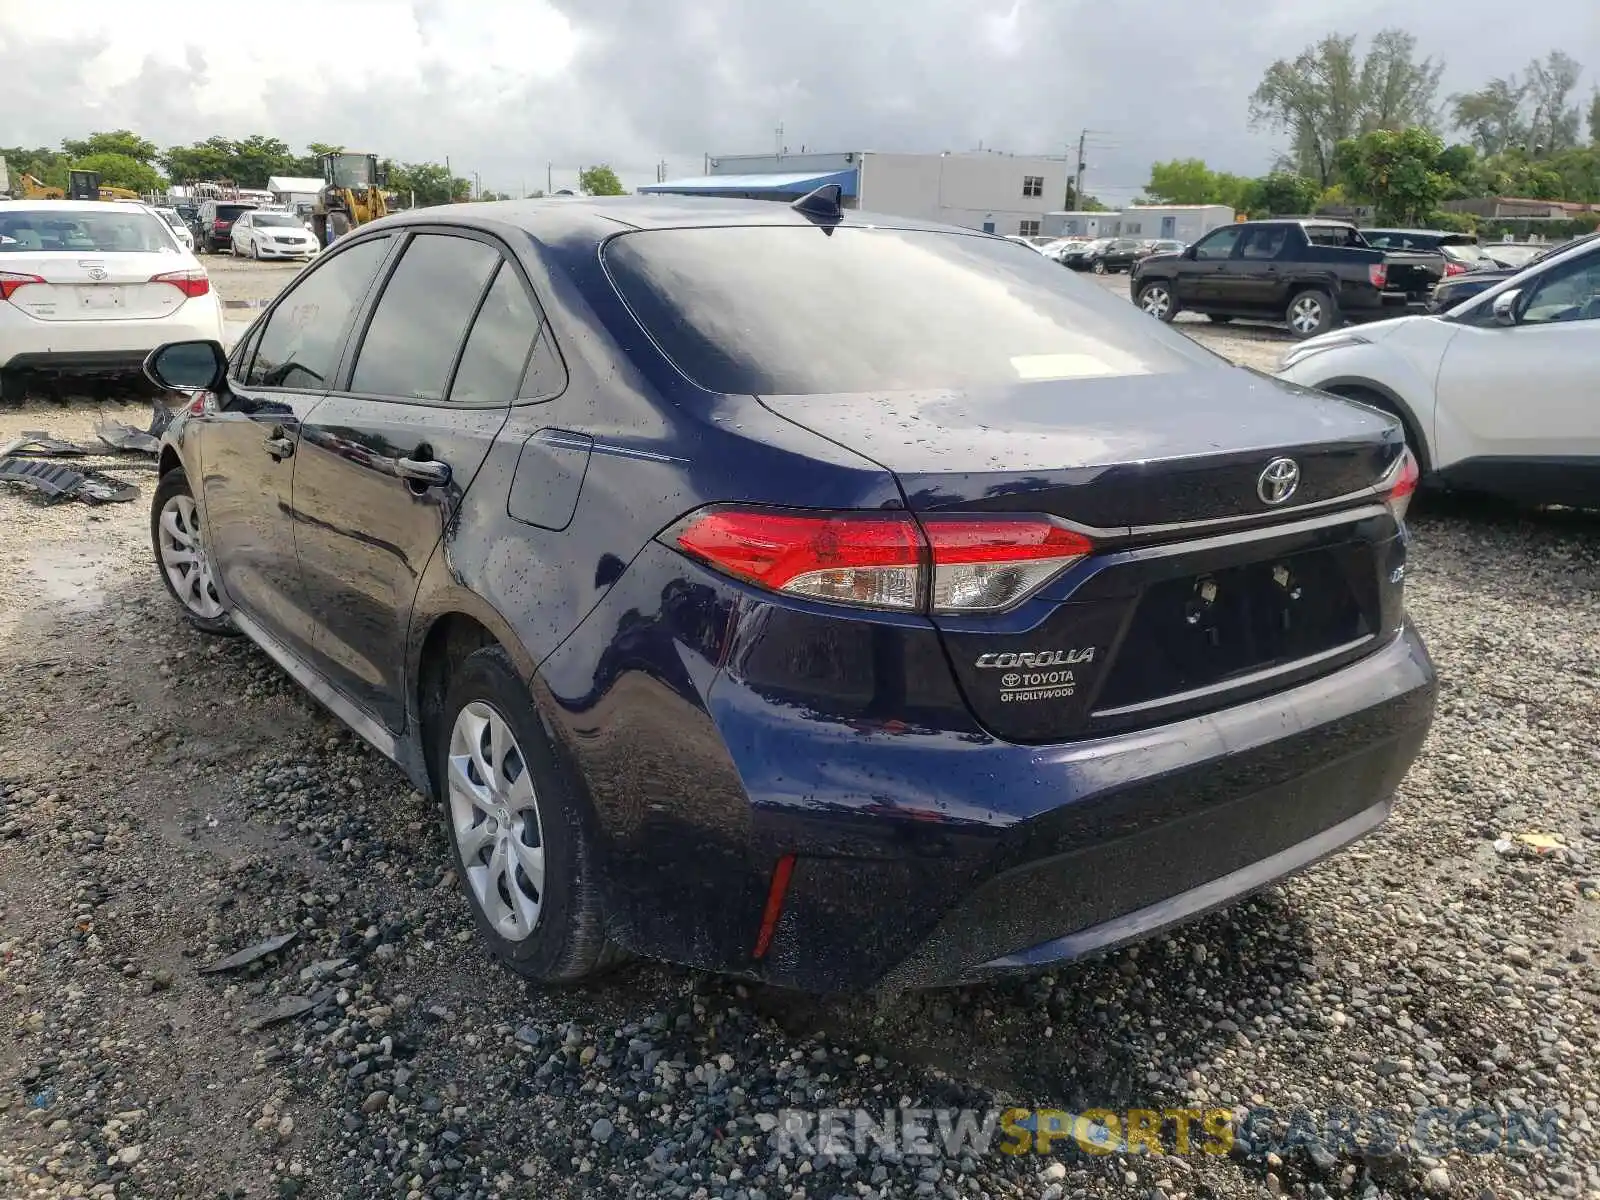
top-left (0, 200), bottom-right (224, 404)
top-left (1276, 235), bottom-right (1600, 508)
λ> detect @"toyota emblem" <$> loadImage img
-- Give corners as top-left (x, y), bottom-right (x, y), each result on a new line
top-left (87, 267), bottom-right (108, 281)
top-left (1257, 458), bottom-right (1300, 505)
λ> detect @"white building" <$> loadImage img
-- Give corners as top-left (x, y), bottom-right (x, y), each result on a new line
top-left (267, 175), bottom-right (326, 211)
top-left (640, 151), bottom-right (1069, 237)
top-left (1113, 204), bottom-right (1236, 242)
top-left (1049, 210), bottom-right (1122, 238)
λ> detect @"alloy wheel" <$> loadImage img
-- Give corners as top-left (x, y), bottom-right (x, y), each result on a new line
top-left (447, 701), bottom-right (546, 941)
top-left (1290, 296), bottom-right (1324, 335)
top-left (1140, 286), bottom-right (1172, 318)
top-left (157, 494), bottom-right (225, 619)
top-left (1092, 260), bottom-right (1106, 274)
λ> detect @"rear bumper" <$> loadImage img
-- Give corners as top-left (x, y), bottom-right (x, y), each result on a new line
top-left (729, 621), bottom-right (1435, 991)
top-left (0, 297), bottom-right (224, 373)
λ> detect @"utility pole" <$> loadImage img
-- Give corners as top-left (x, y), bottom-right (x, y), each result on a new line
top-left (1073, 129), bottom-right (1087, 209)
top-left (547, 162), bottom-right (553, 194)
top-left (775, 121), bottom-right (784, 158)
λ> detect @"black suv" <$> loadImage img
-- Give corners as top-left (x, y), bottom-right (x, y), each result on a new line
top-left (193, 200), bottom-right (259, 254)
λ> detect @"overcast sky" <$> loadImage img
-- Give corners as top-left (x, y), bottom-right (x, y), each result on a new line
top-left (2, 0), bottom-right (1596, 201)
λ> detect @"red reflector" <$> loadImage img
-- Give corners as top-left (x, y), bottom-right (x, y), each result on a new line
top-left (214, 220), bottom-right (227, 231)
top-left (752, 853), bottom-right (796, 960)
top-left (150, 270), bottom-right (210, 299)
top-left (673, 508), bottom-right (924, 609)
top-left (1368, 263), bottom-right (1388, 289)
top-left (1386, 449), bottom-right (1420, 523)
top-left (0, 271), bottom-right (46, 301)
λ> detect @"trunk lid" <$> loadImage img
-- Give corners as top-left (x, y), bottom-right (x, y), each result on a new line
top-left (758, 368), bottom-right (1403, 529)
top-left (761, 370), bottom-right (1408, 744)
top-left (2, 251), bottom-right (194, 322)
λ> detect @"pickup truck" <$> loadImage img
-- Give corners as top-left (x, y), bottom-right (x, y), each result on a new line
top-left (1129, 219), bottom-right (1442, 339)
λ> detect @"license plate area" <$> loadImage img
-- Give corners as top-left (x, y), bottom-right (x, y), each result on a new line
top-left (79, 286), bottom-right (124, 310)
top-left (1093, 543), bottom-right (1373, 714)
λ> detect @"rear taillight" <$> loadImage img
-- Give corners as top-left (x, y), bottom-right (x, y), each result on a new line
top-left (1384, 449), bottom-right (1420, 524)
top-left (668, 507), bottom-right (1092, 614)
top-left (1368, 263), bottom-right (1388, 289)
top-left (214, 220), bottom-right (227, 231)
top-left (0, 271), bottom-right (46, 301)
top-left (1443, 261), bottom-right (1466, 277)
top-left (150, 269), bottom-right (210, 299)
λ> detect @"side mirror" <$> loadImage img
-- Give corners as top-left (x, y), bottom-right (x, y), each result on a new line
top-left (145, 340), bottom-right (228, 393)
top-left (1183, 245), bottom-right (1198, 260)
top-left (1491, 289), bottom-right (1522, 326)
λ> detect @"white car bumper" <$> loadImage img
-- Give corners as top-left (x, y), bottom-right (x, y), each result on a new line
top-left (0, 293), bottom-right (226, 374)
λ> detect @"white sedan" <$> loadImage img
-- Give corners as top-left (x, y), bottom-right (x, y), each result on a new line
top-left (151, 206), bottom-right (196, 251)
top-left (230, 210), bottom-right (319, 260)
top-left (0, 200), bottom-right (224, 405)
top-left (1276, 234), bottom-right (1600, 508)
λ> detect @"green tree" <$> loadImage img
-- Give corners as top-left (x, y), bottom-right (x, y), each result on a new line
top-left (288, 143), bottom-right (344, 178)
top-left (388, 161), bottom-right (469, 206)
top-left (70, 152), bottom-right (165, 193)
top-left (228, 134), bottom-right (294, 187)
top-left (1449, 77), bottom-right (1529, 156)
top-left (1333, 127), bottom-right (1450, 223)
top-left (1143, 158), bottom-right (1250, 206)
top-left (1, 145), bottom-right (69, 189)
top-left (1250, 29), bottom-right (1444, 186)
top-left (1242, 171), bottom-right (1322, 217)
top-left (61, 130), bottom-right (160, 165)
top-left (1524, 51), bottom-right (1583, 153)
top-left (161, 137), bottom-right (237, 183)
top-left (578, 164), bottom-right (625, 196)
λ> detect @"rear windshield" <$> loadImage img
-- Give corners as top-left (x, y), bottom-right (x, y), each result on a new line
top-left (216, 204), bottom-right (256, 220)
top-left (0, 209), bottom-right (178, 253)
top-left (253, 213), bottom-right (302, 227)
top-left (604, 226), bottom-right (1217, 395)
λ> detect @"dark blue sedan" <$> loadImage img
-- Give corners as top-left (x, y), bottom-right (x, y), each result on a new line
top-left (142, 192), bottom-right (1436, 992)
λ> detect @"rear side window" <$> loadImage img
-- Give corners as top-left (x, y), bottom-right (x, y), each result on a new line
top-left (604, 226), bottom-right (1216, 395)
top-left (350, 234), bottom-right (501, 401)
top-left (448, 264), bottom-right (547, 405)
top-left (1306, 226), bottom-right (1365, 247)
top-left (247, 237), bottom-right (390, 389)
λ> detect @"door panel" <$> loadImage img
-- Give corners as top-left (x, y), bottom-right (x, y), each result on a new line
top-left (198, 235), bottom-right (394, 661)
top-left (1232, 225), bottom-right (1291, 310)
top-left (1178, 225), bottom-right (1242, 305)
top-left (291, 234), bottom-right (531, 729)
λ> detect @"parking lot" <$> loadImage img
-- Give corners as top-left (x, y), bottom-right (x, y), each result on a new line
top-left (1, 255), bottom-right (1599, 1200)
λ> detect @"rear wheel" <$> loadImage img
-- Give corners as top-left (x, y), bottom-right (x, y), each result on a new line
top-left (1287, 289), bottom-right (1337, 339)
top-left (151, 468), bottom-right (236, 635)
top-left (1091, 259), bottom-right (1107, 275)
top-left (1137, 282), bottom-right (1178, 322)
top-left (1206, 314), bottom-right (1234, 323)
top-left (437, 645), bottom-right (623, 984)
top-left (0, 370), bottom-right (26, 408)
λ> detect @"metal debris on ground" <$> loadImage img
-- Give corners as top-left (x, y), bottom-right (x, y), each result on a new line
top-left (245, 989), bottom-right (334, 1032)
top-left (198, 930), bottom-right (300, 975)
top-left (0, 457), bottom-right (138, 504)
top-left (0, 432), bottom-right (94, 458)
top-left (95, 418), bottom-right (161, 454)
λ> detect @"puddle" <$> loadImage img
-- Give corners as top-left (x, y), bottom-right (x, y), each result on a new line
top-left (28, 549), bottom-right (107, 613)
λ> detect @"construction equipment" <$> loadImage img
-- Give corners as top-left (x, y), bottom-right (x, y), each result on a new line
top-left (14, 172), bottom-right (65, 200)
top-left (310, 152), bottom-right (389, 245)
top-left (97, 185), bottom-right (142, 201)
top-left (67, 170), bottom-right (101, 200)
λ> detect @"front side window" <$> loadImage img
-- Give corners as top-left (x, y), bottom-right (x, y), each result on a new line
top-left (1520, 251), bottom-right (1600, 324)
top-left (349, 234), bottom-right (501, 401)
top-left (246, 237), bottom-right (391, 389)
top-left (1193, 227), bottom-right (1242, 260)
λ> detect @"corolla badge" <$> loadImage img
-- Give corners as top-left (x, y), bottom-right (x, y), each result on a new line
top-left (1257, 457), bottom-right (1301, 505)
top-left (974, 648), bottom-right (1095, 669)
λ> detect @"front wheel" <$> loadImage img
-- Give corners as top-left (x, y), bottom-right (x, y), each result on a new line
top-left (151, 468), bottom-right (236, 635)
top-left (1091, 259), bottom-right (1107, 275)
top-left (250, 238), bottom-right (261, 260)
top-left (437, 646), bottom-right (623, 985)
top-left (1287, 289), bottom-right (1338, 339)
top-left (1137, 282), bottom-right (1179, 323)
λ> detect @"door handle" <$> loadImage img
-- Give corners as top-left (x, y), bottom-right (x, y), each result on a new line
top-left (396, 456), bottom-right (451, 487)
top-left (263, 434), bottom-right (295, 460)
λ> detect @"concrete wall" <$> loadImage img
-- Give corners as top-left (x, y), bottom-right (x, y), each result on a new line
top-left (857, 153), bottom-right (1068, 234)
top-left (1117, 206), bottom-right (1235, 243)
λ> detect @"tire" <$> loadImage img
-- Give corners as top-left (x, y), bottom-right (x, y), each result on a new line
top-left (436, 645), bottom-right (623, 985)
top-left (1286, 289), bottom-right (1337, 339)
top-left (1206, 314), bottom-right (1234, 323)
top-left (0, 370), bottom-right (26, 408)
top-left (1091, 259), bottom-right (1107, 275)
top-left (250, 238), bottom-right (260, 260)
top-left (150, 468), bottom-right (236, 635)
top-left (1136, 281), bottom-right (1179, 323)
top-left (329, 211), bottom-right (351, 239)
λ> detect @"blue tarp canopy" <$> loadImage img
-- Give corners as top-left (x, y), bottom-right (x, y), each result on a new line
top-left (638, 169), bottom-right (858, 198)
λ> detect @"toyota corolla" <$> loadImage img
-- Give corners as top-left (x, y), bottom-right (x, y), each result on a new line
top-left (142, 193), bottom-right (1436, 991)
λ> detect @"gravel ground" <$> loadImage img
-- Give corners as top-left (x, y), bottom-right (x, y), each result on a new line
top-left (2, 256), bottom-right (1598, 1200)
